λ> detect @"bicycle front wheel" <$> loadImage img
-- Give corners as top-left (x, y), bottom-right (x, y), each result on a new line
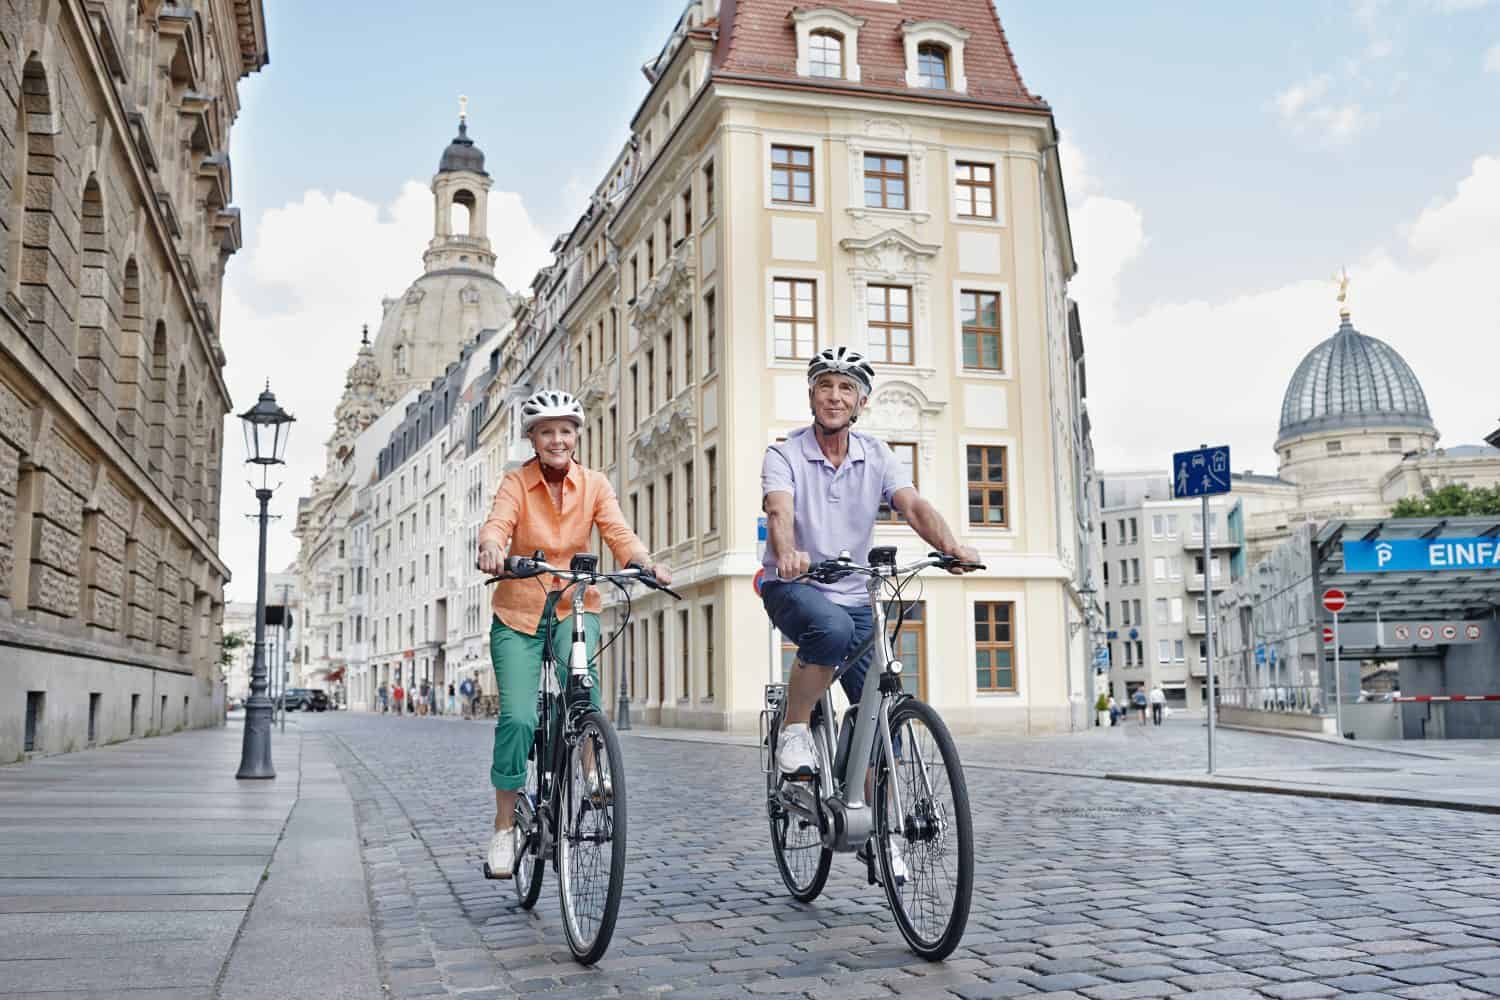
top-left (557, 710), bottom-right (626, 965)
top-left (874, 698), bottom-right (973, 960)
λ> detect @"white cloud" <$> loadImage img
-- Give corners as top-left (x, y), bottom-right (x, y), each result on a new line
top-left (1070, 151), bottom-right (1500, 477)
top-left (215, 182), bottom-right (551, 596)
top-left (1485, 43), bottom-right (1500, 72)
top-left (1427, 0), bottom-right (1494, 10)
top-left (1273, 75), bottom-right (1368, 143)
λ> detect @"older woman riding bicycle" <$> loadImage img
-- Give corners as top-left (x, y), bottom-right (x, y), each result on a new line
top-left (475, 389), bottom-right (670, 879)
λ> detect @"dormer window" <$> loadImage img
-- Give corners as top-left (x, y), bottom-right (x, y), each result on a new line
top-left (790, 8), bottom-right (864, 82)
top-left (902, 20), bottom-right (971, 94)
top-left (809, 31), bottom-right (843, 79)
top-left (917, 44), bottom-right (950, 89)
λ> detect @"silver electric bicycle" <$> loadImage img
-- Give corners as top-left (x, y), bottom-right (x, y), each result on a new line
top-left (762, 547), bottom-right (979, 960)
top-left (485, 552), bottom-right (680, 965)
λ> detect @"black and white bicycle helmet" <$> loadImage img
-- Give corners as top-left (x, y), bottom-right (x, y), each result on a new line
top-left (806, 345), bottom-right (875, 396)
top-left (520, 389), bottom-right (585, 433)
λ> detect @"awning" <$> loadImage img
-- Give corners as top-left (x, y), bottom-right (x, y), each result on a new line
top-left (320, 666), bottom-right (346, 682)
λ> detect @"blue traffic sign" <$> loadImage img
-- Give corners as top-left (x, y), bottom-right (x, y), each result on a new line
top-left (1173, 445), bottom-right (1232, 498)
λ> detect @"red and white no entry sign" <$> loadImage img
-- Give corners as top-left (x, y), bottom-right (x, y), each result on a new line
top-left (1322, 626), bottom-right (1335, 644)
top-left (1322, 589), bottom-right (1347, 613)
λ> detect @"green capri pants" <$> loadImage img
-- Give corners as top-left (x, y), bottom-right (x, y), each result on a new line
top-left (489, 611), bottom-right (601, 790)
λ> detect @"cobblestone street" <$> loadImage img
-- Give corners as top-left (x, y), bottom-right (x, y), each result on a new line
top-left (313, 711), bottom-right (1500, 999)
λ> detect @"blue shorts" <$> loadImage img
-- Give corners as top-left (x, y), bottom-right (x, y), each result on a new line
top-left (761, 581), bottom-right (874, 704)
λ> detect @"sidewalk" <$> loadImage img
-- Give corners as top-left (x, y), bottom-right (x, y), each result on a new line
top-left (0, 716), bottom-right (381, 999)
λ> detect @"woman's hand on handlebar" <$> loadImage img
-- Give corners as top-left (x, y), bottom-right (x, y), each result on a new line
top-left (477, 543), bottom-right (504, 576)
top-left (646, 562), bottom-right (673, 586)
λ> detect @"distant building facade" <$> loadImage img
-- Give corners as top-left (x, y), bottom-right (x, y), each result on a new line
top-left (1, 1), bottom-right (268, 760)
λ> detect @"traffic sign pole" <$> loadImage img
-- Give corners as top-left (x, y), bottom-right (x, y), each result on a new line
top-left (1333, 611), bottom-right (1343, 739)
top-left (1204, 491), bottom-right (1216, 776)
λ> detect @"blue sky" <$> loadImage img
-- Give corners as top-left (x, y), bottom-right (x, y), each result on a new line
top-left (217, 0), bottom-right (1500, 593)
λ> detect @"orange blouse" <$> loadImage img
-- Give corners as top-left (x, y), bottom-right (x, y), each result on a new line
top-left (478, 459), bottom-right (644, 635)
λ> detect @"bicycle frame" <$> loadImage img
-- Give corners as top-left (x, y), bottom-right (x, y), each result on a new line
top-left (530, 580), bottom-right (600, 862)
top-left (773, 555), bottom-right (949, 853)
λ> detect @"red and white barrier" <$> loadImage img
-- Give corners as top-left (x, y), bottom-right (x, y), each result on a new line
top-left (1392, 695), bottom-right (1500, 703)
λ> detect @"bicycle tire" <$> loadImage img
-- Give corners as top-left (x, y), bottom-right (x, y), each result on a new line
top-left (513, 742), bottom-right (545, 910)
top-left (766, 715), bottom-right (832, 902)
top-left (874, 698), bottom-right (973, 960)
top-left (557, 710), bottom-right (626, 965)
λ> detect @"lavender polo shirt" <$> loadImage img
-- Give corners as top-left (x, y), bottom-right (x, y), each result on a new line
top-left (761, 426), bottom-right (914, 607)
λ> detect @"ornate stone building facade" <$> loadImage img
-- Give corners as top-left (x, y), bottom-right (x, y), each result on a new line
top-left (0, 1), bottom-right (267, 760)
top-left (460, 0), bottom-right (1095, 734)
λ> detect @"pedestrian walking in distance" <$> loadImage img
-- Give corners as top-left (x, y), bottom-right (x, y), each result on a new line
top-left (447, 682), bottom-right (457, 717)
top-left (1107, 694), bottom-right (1119, 726)
top-left (1131, 687), bottom-right (1148, 724)
top-left (377, 683), bottom-right (388, 714)
top-left (1149, 684), bottom-right (1166, 726)
top-left (393, 683), bottom-right (405, 717)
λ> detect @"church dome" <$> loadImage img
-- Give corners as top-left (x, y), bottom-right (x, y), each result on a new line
top-left (1276, 314), bottom-right (1434, 446)
top-left (438, 120), bottom-right (486, 176)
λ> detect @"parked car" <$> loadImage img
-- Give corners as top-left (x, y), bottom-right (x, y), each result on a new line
top-left (279, 688), bottom-right (330, 712)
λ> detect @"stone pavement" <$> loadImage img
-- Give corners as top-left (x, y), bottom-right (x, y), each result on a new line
top-left (7, 711), bottom-right (1500, 998)
top-left (318, 710), bottom-right (1500, 999)
top-left (0, 717), bottom-right (380, 1000)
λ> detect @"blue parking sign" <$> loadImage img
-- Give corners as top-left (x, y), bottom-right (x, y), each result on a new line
top-left (1172, 446), bottom-right (1232, 498)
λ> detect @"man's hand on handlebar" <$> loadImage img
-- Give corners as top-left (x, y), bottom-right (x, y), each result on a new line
top-left (777, 550), bottom-right (812, 581)
top-left (477, 543), bottom-right (504, 576)
top-left (943, 545), bottom-right (984, 575)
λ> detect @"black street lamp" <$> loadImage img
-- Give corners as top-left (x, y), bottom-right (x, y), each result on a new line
top-left (236, 383), bottom-right (294, 780)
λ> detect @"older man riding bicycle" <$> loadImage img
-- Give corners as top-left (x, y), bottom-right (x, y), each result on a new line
top-left (760, 345), bottom-right (980, 786)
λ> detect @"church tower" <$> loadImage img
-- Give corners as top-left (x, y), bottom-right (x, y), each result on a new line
top-left (366, 102), bottom-right (519, 404)
top-left (425, 97), bottom-right (497, 275)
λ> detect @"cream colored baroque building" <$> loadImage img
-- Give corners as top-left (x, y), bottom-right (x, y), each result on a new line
top-left (509, 0), bottom-right (1096, 734)
top-left (0, 1), bottom-right (267, 760)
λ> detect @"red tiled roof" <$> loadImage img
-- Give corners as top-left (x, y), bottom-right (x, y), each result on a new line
top-left (713, 0), bottom-right (1047, 112)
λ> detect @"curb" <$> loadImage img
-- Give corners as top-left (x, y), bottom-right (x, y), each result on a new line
top-left (1103, 771), bottom-right (1500, 815)
top-left (1215, 723), bottom-right (1448, 760)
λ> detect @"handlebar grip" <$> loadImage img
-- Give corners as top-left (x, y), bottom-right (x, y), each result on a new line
top-left (504, 555), bottom-right (538, 577)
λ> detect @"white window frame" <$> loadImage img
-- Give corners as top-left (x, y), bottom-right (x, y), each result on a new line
top-left (698, 598), bottom-right (720, 703)
top-left (948, 149), bottom-right (1006, 227)
top-left (1169, 556), bottom-right (1183, 580)
top-left (1170, 597), bottom-right (1184, 624)
top-left (958, 436), bottom-right (1019, 539)
top-left (966, 590), bottom-right (1025, 699)
top-left (1151, 515), bottom-right (1165, 540)
top-left (902, 20), bottom-right (971, 93)
top-left (1157, 639), bottom-right (1170, 664)
top-left (791, 8), bottom-right (865, 82)
top-left (764, 267), bottom-right (828, 370)
top-left (1153, 599), bottom-right (1168, 626)
top-left (1174, 639), bottom-right (1186, 663)
top-left (951, 280), bottom-right (1014, 381)
top-left (763, 131), bottom-right (825, 214)
top-left (1153, 557), bottom-right (1166, 581)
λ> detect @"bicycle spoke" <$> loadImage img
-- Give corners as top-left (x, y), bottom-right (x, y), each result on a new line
top-left (561, 722), bottom-right (615, 947)
top-left (883, 709), bottom-right (963, 947)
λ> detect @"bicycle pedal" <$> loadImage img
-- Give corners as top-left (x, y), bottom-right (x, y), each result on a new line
top-left (481, 862), bottom-right (513, 881)
top-left (780, 769), bottom-right (817, 783)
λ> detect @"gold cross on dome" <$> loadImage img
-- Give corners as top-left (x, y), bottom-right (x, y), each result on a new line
top-left (1334, 267), bottom-right (1351, 317)
top-left (458, 95), bottom-right (468, 123)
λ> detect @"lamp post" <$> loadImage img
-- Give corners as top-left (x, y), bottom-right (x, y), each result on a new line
top-left (236, 383), bottom-right (295, 780)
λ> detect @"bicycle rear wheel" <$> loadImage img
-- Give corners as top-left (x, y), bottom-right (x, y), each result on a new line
top-left (557, 710), bottom-right (626, 965)
top-left (513, 740), bottom-right (545, 910)
top-left (874, 698), bottom-right (973, 960)
top-left (766, 716), bottom-right (832, 902)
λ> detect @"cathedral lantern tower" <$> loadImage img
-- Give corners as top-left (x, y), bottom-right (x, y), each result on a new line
top-left (425, 96), bottom-right (497, 275)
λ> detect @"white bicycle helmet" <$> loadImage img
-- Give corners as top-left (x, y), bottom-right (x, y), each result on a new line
top-left (806, 345), bottom-right (875, 397)
top-left (520, 389), bottom-right (584, 433)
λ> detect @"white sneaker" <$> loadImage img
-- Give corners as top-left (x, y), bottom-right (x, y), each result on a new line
top-left (777, 723), bottom-right (817, 779)
top-left (585, 769), bottom-right (613, 803)
top-left (484, 826), bottom-right (517, 879)
top-left (887, 838), bottom-right (909, 886)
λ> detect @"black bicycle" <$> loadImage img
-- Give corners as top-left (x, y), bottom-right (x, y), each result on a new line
top-left (762, 548), bottom-right (980, 960)
top-left (485, 552), bottom-right (679, 965)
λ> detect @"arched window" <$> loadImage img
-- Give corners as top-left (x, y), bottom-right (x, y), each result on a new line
top-left (78, 176), bottom-right (108, 395)
top-left (917, 44), bottom-right (950, 89)
top-left (395, 344), bottom-right (408, 375)
top-left (11, 56), bottom-right (53, 315)
top-left (117, 259), bottom-right (143, 446)
top-left (450, 189), bottom-right (476, 238)
top-left (148, 322), bottom-right (169, 486)
top-left (173, 369), bottom-right (189, 505)
top-left (809, 31), bottom-right (844, 79)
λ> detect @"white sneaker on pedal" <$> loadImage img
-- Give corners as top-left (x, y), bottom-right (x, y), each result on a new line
top-left (777, 723), bottom-right (817, 779)
top-left (887, 838), bottom-right (909, 886)
top-left (484, 826), bottom-right (517, 879)
top-left (585, 769), bottom-right (613, 802)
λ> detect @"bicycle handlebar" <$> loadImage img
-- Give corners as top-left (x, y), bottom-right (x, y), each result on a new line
top-left (792, 551), bottom-right (985, 585)
top-left (485, 556), bottom-right (683, 601)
